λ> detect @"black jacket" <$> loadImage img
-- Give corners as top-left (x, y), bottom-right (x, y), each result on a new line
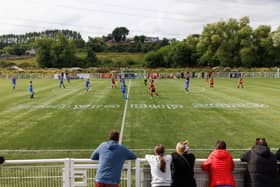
top-left (0, 156), bottom-right (4, 164)
top-left (276, 149), bottom-right (280, 174)
top-left (171, 152), bottom-right (196, 187)
top-left (241, 145), bottom-right (279, 187)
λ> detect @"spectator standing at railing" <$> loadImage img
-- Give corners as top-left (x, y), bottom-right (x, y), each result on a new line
top-left (240, 138), bottom-right (279, 187)
top-left (145, 144), bottom-right (172, 187)
top-left (90, 130), bottom-right (137, 187)
top-left (171, 141), bottom-right (196, 187)
top-left (202, 140), bottom-right (235, 187)
top-left (276, 148), bottom-right (280, 174)
top-left (0, 156), bottom-right (4, 164)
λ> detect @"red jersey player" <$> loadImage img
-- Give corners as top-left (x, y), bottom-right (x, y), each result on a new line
top-left (237, 78), bottom-right (244, 88)
top-left (149, 80), bottom-right (159, 97)
top-left (111, 77), bottom-right (116, 88)
top-left (210, 78), bottom-right (214, 88)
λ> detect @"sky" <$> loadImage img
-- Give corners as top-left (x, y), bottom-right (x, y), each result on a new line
top-left (1, 0), bottom-right (280, 40)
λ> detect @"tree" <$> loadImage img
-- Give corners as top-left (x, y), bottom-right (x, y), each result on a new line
top-left (36, 33), bottom-right (77, 68)
top-left (3, 44), bottom-right (26, 56)
top-left (145, 51), bottom-right (164, 68)
top-left (170, 42), bottom-right (193, 67)
top-left (87, 37), bottom-right (105, 52)
top-left (240, 47), bottom-right (257, 67)
top-left (36, 38), bottom-right (54, 68)
top-left (272, 27), bottom-right (280, 47)
top-left (112, 27), bottom-right (129, 42)
top-left (86, 47), bottom-right (99, 67)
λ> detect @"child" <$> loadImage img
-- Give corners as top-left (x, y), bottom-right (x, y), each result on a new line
top-left (29, 81), bottom-right (34, 99)
top-left (185, 77), bottom-right (190, 92)
top-left (149, 80), bottom-right (159, 97)
top-left (121, 83), bottom-right (127, 99)
top-left (210, 78), bottom-right (214, 88)
top-left (85, 79), bottom-right (90, 91)
top-left (237, 78), bottom-right (244, 88)
top-left (11, 76), bottom-right (16, 90)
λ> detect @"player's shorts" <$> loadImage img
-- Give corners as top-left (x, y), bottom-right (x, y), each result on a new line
top-left (95, 182), bottom-right (119, 187)
top-left (151, 89), bottom-right (156, 93)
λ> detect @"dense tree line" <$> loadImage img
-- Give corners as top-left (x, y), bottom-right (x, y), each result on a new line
top-left (36, 33), bottom-right (97, 68)
top-left (0, 30), bottom-right (83, 45)
top-left (3, 17), bottom-right (280, 68)
top-left (146, 17), bottom-right (280, 68)
top-left (0, 27), bottom-right (170, 56)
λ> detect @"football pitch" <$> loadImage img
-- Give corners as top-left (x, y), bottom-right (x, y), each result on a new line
top-left (0, 78), bottom-right (280, 159)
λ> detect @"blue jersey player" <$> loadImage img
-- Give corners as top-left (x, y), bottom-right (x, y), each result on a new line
top-left (29, 81), bottom-right (34, 99)
top-left (121, 83), bottom-right (127, 99)
top-left (85, 79), bottom-right (90, 91)
top-left (12, 76), bottom-right (16, 90)
top-left (185, 77), bottom-right (190, 92)
top-left (59, 72), bottom-right (65, 88)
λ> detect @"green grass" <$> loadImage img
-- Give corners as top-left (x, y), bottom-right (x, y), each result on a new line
top-left (0, 52), bottom-right (146, 68)
top-left (96, 52), bottom-right (145, 63)
top-left (0, 78), bottom-right (280, 159)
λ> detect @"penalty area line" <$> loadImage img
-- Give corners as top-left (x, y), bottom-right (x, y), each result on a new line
top-left (119, 80), bottom-right (131, 144)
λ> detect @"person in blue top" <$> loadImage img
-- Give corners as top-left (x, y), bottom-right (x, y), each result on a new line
top-left (29, 81), bottom-right (34, 99)
top-left (121, 83), bottom-right (127, 99)
top-left (85, 79), bottom-right (90, 91)
top-left (59, 72), bottom-right (65, 88)
top-left (90, 130), bottom-right (137, 187)
top-left (66, 72), bottom-right (70, 83)
top-left (12, 76), bottom-right (16, 90)
top-left (185, 77), bottom-right (190, 92)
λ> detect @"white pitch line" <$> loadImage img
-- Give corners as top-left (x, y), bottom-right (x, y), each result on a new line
top-left (119, 80), bottom-right (131, 144)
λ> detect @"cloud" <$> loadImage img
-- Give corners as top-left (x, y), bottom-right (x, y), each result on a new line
top-left (0, 0), bottom-right (280, 40)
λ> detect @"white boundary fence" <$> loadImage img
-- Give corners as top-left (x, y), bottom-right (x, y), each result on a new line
top-left (1, 158), bottom-right (279, 187)
top-left (0, 71), bottom-right (280, 80)
top-left (0, 159), bottom-right (131, 187)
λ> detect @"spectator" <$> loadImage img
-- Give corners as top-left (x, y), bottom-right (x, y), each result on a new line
top-left (90, 130), bottom-right (137, 187)
top-left (240, 138), bottom-right (279, 187)
top-left (145, 144), bottom-right (172, 187)
top-left (171, 141), bottom-right (196, 187)
top-left (276, 148), bottom-right (280, 174)
top-left (202, 140), bottom-right (235, 187)
top-left (0, 156), bottom-right (4, 164)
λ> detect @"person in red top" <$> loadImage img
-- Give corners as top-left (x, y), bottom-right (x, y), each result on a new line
top-left (111, 77), bottom-right (116, 88)
top-left (202, 140), bottom-right (235, 187)
top-left (210, 78), bottom-right (214, 88)
top-left (237, 78), bottom-right (244, 88)
top-left (149, 80), bottom-right (159, 97)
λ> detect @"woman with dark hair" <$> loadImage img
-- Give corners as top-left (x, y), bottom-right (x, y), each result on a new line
top-left (171, 141), bottom-right (196, 187)
top-left (240, 138), bottom-right (279, 187)
top-left (202, 140), bottom-right (235, 187)
top-left (145, 144), bottom-right (172, 187)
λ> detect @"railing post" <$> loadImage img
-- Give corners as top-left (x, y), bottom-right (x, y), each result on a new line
top-left (135, 159), bottom-right (141, 187)
top-left (127, 161), bottom-right (131, 187)
top-left (63, 158), bottom-right (71, 187)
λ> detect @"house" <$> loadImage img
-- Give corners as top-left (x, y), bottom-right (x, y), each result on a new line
top-left (26, 48), bottom-right (36, 56)
top-left (145, 37), bottom-right (160, 43)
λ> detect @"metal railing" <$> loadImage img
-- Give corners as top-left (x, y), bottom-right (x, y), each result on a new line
top-left (0, 158), bottom-right (279, 187)
top-left (0, 71), bottom-right (280, 80)
top-left (0, 159), bottom-right (131, 187)
top-left (135, 158), bottom-right (249, 187)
